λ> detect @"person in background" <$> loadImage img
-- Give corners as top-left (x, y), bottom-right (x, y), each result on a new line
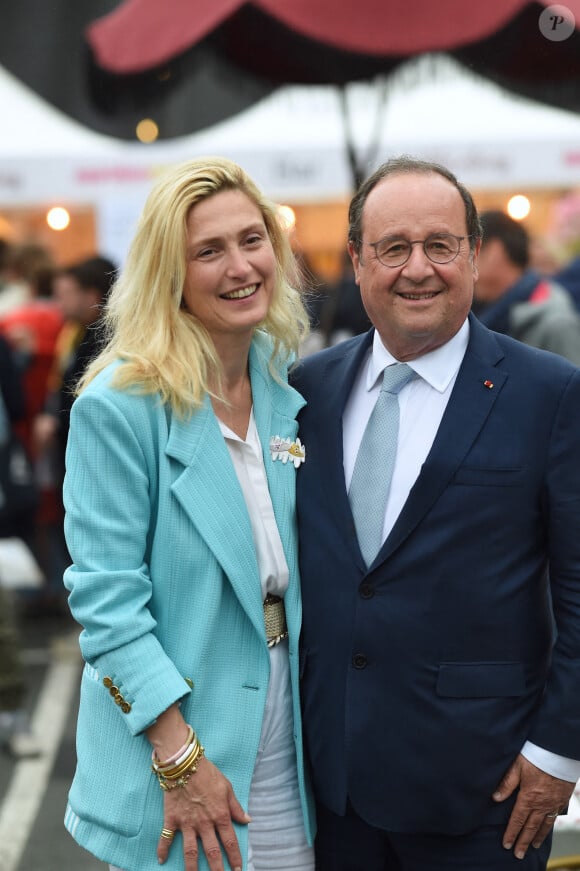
top-left (314, 251), bottom-right (372, 348)
top-left (291, 251), bottom-right (327, 357)
top-left (528, 236), bottom-right (563, 278)
top-left (0, 242), bottom-right (55, 318)
top-left (28, 256), bottom-right (116, 612)
top-left (554, 252), bottom-right (580, 311)
top-left (35, 255), bottom-right (117, 480)
top-left (0, 244), bottom-right (64, 612)
top-left (303, 252), bottom-right (371, 355)
top-left (291, 156), bottom-right (580, 870)
top-left (0, 239), bottom-right (12, 291)
top-left (474, 210), bottom-right (580, 364)
top-left (62, 158), bottom-right (315, 871)
top-left (0, 332), bottom-right (40, 758)
top-left (0, 244), bottom-right (62, 455)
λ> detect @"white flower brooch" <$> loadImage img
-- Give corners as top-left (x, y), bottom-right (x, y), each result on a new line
top-left (269, 435), bottom-right (306, 468)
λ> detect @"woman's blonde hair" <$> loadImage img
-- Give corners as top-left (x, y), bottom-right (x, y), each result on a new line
top-left (78, 157), bottom-right (310, 415)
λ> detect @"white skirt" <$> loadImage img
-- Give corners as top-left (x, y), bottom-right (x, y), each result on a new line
top-left (246, 639), bottom-right (313, 871)
top-left (110, 640), bottom-right (313, 871)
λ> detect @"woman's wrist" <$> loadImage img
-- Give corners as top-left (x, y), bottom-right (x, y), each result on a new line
top-left (146, 703), bottom-right (191, 761)
top-left (151, 726), bottom-right (205, 791)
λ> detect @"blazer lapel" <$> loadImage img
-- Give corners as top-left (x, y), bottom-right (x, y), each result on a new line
top-left (375, 317), bottom-right (507, 565)
top-left (250, 342), bottom-right (306, 640)
top-left (164, 338), bottom-right (308, 640)
top-left (250, 341), bottom-right (305, 510)
top-left (165, 396), bottom-right (264, 637)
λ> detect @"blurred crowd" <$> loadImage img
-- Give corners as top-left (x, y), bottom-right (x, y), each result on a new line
top-left (0, 238), bottom-right (116, 757)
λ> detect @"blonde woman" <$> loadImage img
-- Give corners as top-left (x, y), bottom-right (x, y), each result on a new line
top-left (63, 158), bottom-right (315, 871)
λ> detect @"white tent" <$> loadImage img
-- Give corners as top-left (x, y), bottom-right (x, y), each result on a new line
top-left (3, 57), bottom-right (580, 196)
top-left (2, 57), bottom-right (580, 262)
top-left (0, 65), bottom-right (122, 158)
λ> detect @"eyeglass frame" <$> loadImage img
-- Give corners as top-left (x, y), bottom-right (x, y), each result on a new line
top-left (367, 233), bottom-right (475, 268)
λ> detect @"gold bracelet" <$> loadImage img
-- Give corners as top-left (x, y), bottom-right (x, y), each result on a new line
top-left (158, 766), bottom-right (196, 792)
top-left (156, 748), bottom-right (205, 791)
top-left (153, 738), bottom-right (202, 779)
top-left (154, 745), bottom-right (205, 791)
top-left (153, 733), bottom-right (199, 776)
top-left (152, 725), bottom-right (194, 769)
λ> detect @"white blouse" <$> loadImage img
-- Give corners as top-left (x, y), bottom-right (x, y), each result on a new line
top-left (218, 408), bottom-right (289, 601)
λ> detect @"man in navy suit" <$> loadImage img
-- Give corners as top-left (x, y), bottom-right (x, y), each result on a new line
top-left (291, 157), bottom-right (580, 870)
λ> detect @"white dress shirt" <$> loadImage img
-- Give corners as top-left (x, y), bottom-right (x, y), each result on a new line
top-left (342, 320), bottom-right (580, 784)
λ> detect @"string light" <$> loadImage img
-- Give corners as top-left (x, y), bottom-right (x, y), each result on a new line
top-left (277, 205), bottom-right (296, 231)
top-left (46, 207), bottom-right (70, 231)
top-left (507, 195), bottom-right (531, 221)
top-left (136, 119), bottom-right (159, 143)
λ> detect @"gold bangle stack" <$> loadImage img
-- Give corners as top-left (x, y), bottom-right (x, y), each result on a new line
top-left (151, 730), bottom-right (205, 791)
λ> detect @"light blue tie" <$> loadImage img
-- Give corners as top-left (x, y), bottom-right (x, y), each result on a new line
top-left (349, 362), bottom-right (415, 567)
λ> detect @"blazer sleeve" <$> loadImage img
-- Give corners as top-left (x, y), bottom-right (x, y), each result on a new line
top-left (528, 366), bottom-right (580, 758)
top-left (63, 386), bottom-right (191, 735)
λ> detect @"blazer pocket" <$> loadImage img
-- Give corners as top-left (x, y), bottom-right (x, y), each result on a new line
top-left (452, 467), bottom-right (523, 487)
top-left (436, 661), bottom-right (526, 698)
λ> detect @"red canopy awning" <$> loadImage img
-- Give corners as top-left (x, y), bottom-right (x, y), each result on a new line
top-left (87, 0), bottom-right (580, 75)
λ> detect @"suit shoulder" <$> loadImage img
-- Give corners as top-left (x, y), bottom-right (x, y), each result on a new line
top-left (292, 333), bottom-right (368, 388)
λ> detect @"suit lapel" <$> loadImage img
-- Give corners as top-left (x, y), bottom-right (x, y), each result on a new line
top-left (375, 317), bottom-right (507, 566)
top-left (309, 332), bottom-right (374, 544)
top-left (250, 341), bottom-right (304, 543)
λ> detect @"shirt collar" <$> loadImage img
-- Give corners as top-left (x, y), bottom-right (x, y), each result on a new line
top-left (217, 406), bottom-right (257, 444)
top-left (367, 318), bottom-right (470, 394)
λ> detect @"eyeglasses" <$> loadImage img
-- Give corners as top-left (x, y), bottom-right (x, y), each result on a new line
top-left (369, 233), bottom-right (472, 268)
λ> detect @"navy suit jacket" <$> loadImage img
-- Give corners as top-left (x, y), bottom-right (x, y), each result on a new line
top-left (291, 314), bottom-right (580, 834)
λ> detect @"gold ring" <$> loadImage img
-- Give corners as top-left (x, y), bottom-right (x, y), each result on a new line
top-left (161, 828), bottom-right (175, 840)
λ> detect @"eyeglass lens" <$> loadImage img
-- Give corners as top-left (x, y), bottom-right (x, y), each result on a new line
top-left (375, 234), bottom-right (462, 266)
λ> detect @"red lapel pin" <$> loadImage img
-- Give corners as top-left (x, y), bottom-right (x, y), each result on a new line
top-left (483, 380), bottom-right (494, 389)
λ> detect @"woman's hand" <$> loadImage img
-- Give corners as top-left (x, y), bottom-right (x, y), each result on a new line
top-left (156, 755), bottom-right (250, 871)
top-left (148, 704), bottom-right (250, 870)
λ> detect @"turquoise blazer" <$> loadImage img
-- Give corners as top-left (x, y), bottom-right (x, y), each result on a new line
top-left (63, 334), bottom-right (315, 871)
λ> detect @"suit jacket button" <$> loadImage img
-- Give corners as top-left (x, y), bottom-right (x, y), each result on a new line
top-left (103, 677), bottom-right (113, 688)
top-left (121, 701), bottom-right (132, 714)
top-left (359, 583), bottom-right (374, 599)
top-left (114, 693), bottom-right (123, 705)
top-left (109, 686), bottom-right (120, 697)
top-left (352, 653), bottom-right (367, 669)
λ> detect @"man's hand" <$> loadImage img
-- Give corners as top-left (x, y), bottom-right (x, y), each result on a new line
top-left (493, 754), bottom-right (574, 859)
